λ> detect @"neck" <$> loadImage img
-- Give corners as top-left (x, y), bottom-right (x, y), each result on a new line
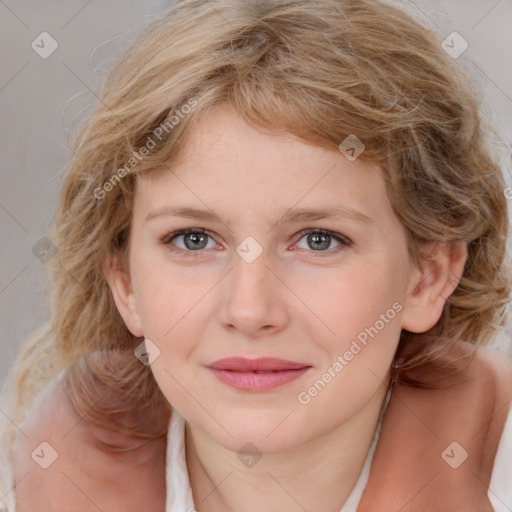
top-left (185, 382), bottom-right (390, 512)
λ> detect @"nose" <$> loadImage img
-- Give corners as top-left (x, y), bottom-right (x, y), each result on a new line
top-left (217, 248), bottom-right (289, 339)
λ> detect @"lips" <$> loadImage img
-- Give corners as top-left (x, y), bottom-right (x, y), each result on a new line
top-left (206, 357), bottom-right (312, 392)
top-left (206, 357), bottom-right (310, 372)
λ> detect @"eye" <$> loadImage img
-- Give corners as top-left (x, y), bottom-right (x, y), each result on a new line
top-left (161, 227), bottom-right (352, 258)
top-left (161, 228), bottom-right (217, 257)
top-left (293, 228), bottom-right (352, 255)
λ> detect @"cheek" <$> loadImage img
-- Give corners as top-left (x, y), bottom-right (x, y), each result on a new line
top-left (131, 262), bottom-right (216, 399)
top-left (296, 267), bottom-right (403, 421)
top-left (131, 249), bottom-right (202, 337)
top-left (133, 265), bottom-right (204, 405)
top-left (304, 260), bottom-right (405, 341)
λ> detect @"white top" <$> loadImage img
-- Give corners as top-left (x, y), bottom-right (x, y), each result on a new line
top-left (165, 398), bottom-right (512, 512)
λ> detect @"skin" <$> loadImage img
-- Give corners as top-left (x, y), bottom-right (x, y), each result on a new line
top-left (13, 102), bottom-right (466, 511)
top-left (13, 373), bottom-right (167, 512)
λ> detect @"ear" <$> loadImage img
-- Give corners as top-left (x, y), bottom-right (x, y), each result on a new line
top-left (102, 254), bottom-right (144, 338)
top-left (401, 241), bottom-right (467, 333)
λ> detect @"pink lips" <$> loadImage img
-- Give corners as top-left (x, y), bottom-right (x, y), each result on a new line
top-left (206, 357), bottom-right (312, 392)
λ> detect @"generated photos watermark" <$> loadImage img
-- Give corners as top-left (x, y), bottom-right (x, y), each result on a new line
top-left (93, 97), bottom-right (197, 200)
top-left (297, 301), bottom-right (403, 405)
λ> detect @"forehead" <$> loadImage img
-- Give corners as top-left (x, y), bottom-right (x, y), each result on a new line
top-left (135, 104), bottom-right (391, 225)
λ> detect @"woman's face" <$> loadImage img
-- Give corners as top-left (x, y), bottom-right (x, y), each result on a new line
top-left (112, 103), bottom-right (424, 453)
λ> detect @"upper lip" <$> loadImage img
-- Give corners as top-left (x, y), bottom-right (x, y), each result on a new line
top-left (206, 357), bottom-right (311, 372)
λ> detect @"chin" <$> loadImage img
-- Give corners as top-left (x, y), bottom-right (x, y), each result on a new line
top-left (206, 411), bottom-right (308, 455)
top-left (222, 431), bottom-right (302, 456)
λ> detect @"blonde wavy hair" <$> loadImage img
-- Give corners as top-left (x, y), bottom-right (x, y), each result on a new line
top-left (2, 0), bottom-right (510, 472)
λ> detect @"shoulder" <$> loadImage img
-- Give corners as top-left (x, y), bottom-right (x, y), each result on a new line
top-left (490, 398), bottom-right (512, 511)
top-left (482, 347), bottom-right (512, 511)
top-left (475, 345), bottom-right (512, 390)
top-left (13, 353), bottom-right (169, 512)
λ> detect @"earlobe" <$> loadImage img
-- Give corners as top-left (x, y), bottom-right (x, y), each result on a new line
top-left (401, 241), bottom-right (467, 333)
top-left (102, 255), bottom-right (144, 337)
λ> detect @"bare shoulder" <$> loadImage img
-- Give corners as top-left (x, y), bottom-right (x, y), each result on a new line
top-left (13, 359), bottom-right (168, 512)
top-left (476, 346), bottom-right (512, 401)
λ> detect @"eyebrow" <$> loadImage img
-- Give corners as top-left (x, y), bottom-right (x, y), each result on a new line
top-left (145, 205), bottom-right (373, 225)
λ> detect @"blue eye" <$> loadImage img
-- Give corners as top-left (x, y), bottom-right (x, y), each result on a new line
top-left (294, 228), bottom-right (352, 255)
top-left (161, 227), bottom-right (352, 258)
top-left (161, 228), bottom-right (215, 257)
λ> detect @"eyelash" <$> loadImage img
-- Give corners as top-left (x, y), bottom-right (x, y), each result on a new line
top-left (160, 227), bottom-right (352, 258)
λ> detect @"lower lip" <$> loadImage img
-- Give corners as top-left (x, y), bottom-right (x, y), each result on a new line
top-left (207, 367), bottom-right (311, 391)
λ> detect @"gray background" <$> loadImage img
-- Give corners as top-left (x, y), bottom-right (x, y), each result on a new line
top-left (1, 0), bottom-right (512, 390)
